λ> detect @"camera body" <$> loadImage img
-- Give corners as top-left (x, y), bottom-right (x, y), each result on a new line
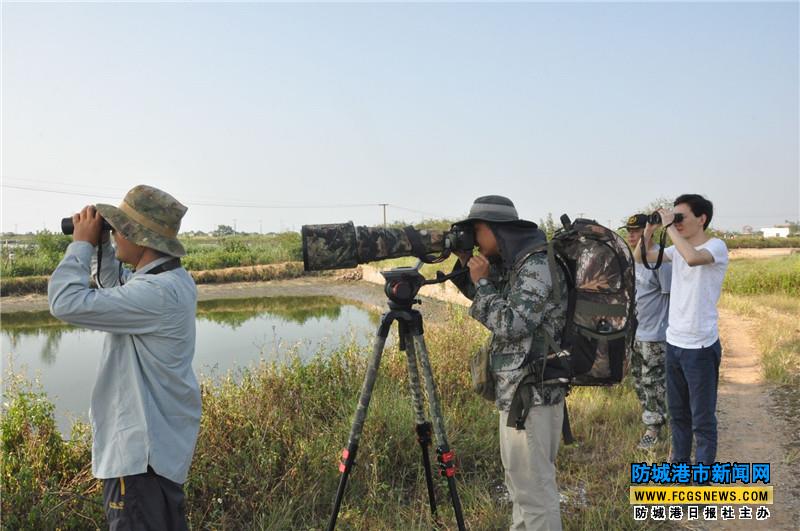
top-left (445, 224), bottom-right (475, 253)
top-left (647, 212), bottom-right (684, 226)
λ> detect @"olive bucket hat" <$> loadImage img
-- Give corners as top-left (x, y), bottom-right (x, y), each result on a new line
top-left (455, 195), bottom-right (537, 228)
top-left (96, 185), bottom-right (188, 257)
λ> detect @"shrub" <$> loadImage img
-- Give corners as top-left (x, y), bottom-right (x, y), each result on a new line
top-left (1, 374), bottom-right (100, 530)
top-left (725, 236), bottom-right (800, 249)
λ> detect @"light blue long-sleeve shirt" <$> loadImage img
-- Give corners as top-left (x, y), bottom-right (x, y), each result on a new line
top-left (48, 241), bottom-right (201, 484)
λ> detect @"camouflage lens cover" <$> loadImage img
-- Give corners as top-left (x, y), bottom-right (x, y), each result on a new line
top-left (301, 222), bottom-right (449, 271)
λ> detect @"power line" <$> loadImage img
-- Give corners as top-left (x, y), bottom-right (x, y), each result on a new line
top-left (1, 183), bottom-right (381, 210)
top-left (387, 204), bottom-right (443, 219)
top-left (3, 184), bottom-right (119, 200)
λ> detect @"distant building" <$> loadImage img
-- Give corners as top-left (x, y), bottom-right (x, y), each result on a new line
top-left (760, 227), bottom-right (790, 238)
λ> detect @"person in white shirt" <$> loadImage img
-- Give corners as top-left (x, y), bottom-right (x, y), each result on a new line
top-left (48, 185), bottom-right (200, 530)
top-left (633, 194), bottom-right (728, 470)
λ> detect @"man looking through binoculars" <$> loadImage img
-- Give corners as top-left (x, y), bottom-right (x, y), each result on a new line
top-left (48, 185), bottom-right (200, 531)
top-left (449, 195), bottom-right (567, 531)
top-left (633, 194), bottom-right (728, 471)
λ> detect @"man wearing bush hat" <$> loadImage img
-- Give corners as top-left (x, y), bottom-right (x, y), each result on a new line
top-left (48, 184), bottom-right (200, 531)
top-left (450, 195), bottom-right (567, 531)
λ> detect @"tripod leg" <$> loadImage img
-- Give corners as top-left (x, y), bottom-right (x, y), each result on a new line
top-left (327, 334), bottom-right (388, 531)
top-left (413, 333), bottom-right (467, 531)
top-left (403, 331), bottom-right (438, 520)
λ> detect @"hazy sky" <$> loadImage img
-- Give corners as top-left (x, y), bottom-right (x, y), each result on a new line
top-left (2, 2), bottom-right (798, 234)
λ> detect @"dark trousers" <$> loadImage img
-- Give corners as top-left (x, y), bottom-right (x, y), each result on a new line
top-left (666, 340), bottom-right (722, 466)
top-left (103, 466), bottom-right (188, 531)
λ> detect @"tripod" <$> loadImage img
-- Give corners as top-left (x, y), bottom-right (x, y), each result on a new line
top-left (327, 266), bottom-right (467, 531)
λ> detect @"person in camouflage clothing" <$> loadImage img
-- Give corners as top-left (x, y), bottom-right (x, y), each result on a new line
top-left (450, 195), bottom-right (567, 531)
top-left (622, 214), bottom-right (671, 450)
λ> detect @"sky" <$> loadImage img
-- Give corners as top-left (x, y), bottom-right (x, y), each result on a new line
top-left (2, 2), bottom-right (798, 234)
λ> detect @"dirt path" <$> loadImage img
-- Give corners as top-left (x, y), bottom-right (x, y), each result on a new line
top-left (728, 248), bottom-right (796, 260)
top-left (706, 309), bottom-right (800, 530)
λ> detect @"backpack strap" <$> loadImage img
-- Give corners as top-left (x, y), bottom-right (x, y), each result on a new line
top-left (506, 241), bottom-right (570, 430)
top-left (507, 371), bottom-right (538, 430)
top-left (513, 243), bottom-right (562, 356)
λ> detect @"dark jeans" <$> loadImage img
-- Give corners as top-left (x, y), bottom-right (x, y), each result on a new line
top-left (666, 340), bottom-right (722, 466)
top-left (103, 466), bottom-right (188, 531)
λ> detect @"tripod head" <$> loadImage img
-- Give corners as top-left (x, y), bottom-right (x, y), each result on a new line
top-left (381, 263), bottom-right (469, 310)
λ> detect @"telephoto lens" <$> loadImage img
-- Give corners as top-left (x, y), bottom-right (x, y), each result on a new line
top-left (300, 222), bottom-right (476, 271)
top-left (61, 217), bottom-right (112, 235)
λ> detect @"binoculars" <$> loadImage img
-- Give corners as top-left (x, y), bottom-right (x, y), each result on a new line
top-left (61, 217), bottom-right (112, 235)
top-left (647, 212), bottom-right (684, 226)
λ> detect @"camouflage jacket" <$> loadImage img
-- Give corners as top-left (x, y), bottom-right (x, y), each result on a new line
top-left (452, 252), bottom-right (568, 411)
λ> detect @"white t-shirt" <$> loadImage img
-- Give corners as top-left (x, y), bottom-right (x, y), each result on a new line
top-left (664, 238), bottom-right (729, 349)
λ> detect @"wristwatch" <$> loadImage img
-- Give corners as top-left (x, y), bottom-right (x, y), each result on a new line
top-left (477, 277), bottom-right (491, 288)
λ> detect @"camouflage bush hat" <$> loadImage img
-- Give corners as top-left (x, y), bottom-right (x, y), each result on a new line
top-left (620, 213), bottom-right (648, 230)
top-left (455, 195), bottom-right (537, 228)
top-left (95, 185), bottom-right (188, 257)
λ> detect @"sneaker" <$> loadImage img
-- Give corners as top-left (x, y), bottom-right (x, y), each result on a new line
top-left (637, 432), bottom-right (659, 450)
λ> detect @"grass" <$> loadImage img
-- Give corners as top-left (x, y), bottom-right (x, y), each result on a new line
top-left (181, 233), bottom-right (302, 271)
top-left (1, 276), bottom-right (50, 297)
top-left (0, 233), bottom-right (302, 279)
top-left (0, 262), bottom-right (309, 297)
top-left (723, 254), bottom-right (800, 296)
top-left (724, 236), bottom-right (800, 249)
top-left (0, 232), bottom-right (312, 296)
top-left (720, 255), bottom-right (800, 386)
top-left (719, 293), bottom-right (800, 386)
top-left (1, 304), bottom-right (671, 530)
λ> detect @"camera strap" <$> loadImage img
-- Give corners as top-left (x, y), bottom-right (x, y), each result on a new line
top-left (145, 258), bottom-right (181, 275)
top-left (402, 226), bottom-right (438, 263)
top-left (96, 245), bottom-right (105, 288)
top-left (639, 222), bottom-right (675, 270)
top-left (95, 248), bottom-right (180, 288)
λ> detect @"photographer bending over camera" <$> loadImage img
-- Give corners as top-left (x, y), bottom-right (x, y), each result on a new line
top-left (48, 185), bottom-right (200, 530)
top-left (451, 195), bottom-right (567, 531)
top-left (633, 194), bottom-right (728, 470)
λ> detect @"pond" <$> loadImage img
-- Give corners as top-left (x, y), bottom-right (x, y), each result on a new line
top-left (1, 296), bottom-right (380, 435)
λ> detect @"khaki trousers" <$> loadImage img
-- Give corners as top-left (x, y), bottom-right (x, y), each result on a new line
top-left (499, 404), bottom-right (563, 531)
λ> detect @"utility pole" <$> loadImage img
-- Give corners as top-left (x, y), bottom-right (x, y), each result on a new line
top-left (233, 219), bottom-right (237, 234)
top-left (379, 203), bottom-right (388, 227)
top-left (259, 219), bottom-right (263, 235)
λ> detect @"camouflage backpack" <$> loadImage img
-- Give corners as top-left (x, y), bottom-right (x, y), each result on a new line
top-left (509, 216), bottom-right (636, 433)
top-left (517, 215), bottom-right (636, 387)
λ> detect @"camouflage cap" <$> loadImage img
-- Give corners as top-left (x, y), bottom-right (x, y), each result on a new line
top-left (455, 195), bottom-right (537, 228)
top-left (95, 185), bottom-right (188, 257)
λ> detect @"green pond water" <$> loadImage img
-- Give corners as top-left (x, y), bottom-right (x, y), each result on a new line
top-left (1, 296), bottom-right (379, 434)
